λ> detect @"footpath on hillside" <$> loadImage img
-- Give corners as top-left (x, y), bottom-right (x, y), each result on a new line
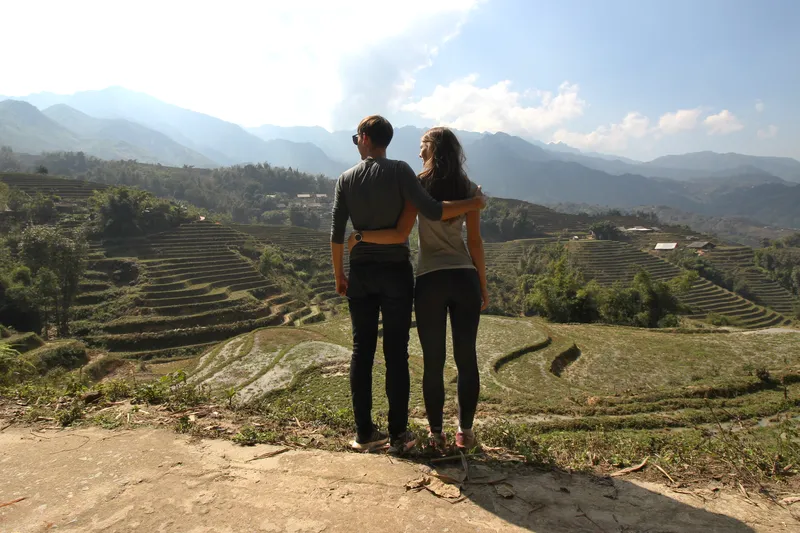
top-left (2, 426), bottom-right (799, 533)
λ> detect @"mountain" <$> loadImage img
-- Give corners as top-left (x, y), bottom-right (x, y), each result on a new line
top-left (544, 141), bottom-right (581, 154)
top-left (260, 139), bottom-right (348, 177)
top-left (705, 182), bottom-right (800, 229)
top-left (644, 151), bottom-right (800, 183)
top-left (8, 87), bottom-right (348, 175)
top-left (462, 133), bottom-right (702, 210)
top-left (42, 104), bottom-right (215, 167)
top-left (0, 100), bottom-right (82, 153)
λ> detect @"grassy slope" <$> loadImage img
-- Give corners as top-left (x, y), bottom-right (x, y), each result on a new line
top-left (190, 316), bottom-right (800, 430)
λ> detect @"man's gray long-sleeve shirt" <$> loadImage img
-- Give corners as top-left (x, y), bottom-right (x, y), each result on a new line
top-left (330, 156), bottom-right (443, 264)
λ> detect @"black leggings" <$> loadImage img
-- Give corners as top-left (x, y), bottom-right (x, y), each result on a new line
top-left (414, 268), bottom-right (481, 432)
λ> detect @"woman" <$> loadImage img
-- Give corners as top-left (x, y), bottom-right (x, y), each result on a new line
top-left (347, 127), bottom-right (488, 451)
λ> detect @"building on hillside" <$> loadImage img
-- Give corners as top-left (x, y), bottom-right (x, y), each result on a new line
top-left (654, 242), bottom-right (678, 251)
top-left (686, 241), bottom-right (716, 250)
top-left (296, 194), bottom-right (312, 200)
top-left (315, 193), bottom-right (329, 202)
top-left (623, 226), bottom-right (654, 233)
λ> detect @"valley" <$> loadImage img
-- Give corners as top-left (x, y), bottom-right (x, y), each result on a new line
top-left (2, 139), bottom-right (800, 532)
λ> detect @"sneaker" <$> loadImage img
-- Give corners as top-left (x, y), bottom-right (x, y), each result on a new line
top-left (351, 427), bottom-right (389, 452)
top-left (455, 429), bottom-right (476, 450)
top-left (427, 429), bottom-right (447, 451)
top-left (388, 430), bottom-right (417, 456)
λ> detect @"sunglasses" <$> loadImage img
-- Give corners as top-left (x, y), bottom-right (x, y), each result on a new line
top-left (352, 133), bottom-right (359, 145)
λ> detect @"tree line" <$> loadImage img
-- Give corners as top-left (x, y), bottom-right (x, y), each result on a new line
top-left (1, 148), bottom-right (334, 226)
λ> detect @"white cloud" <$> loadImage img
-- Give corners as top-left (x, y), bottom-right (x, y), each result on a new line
top-left (1, 0), bottom-right (481, 129)
top-left (757, 125), bottom-right (778, 139)
top-left (703, 110), bottom-right (745, 135)
top-left (401, 76), bottom-right (586, 134)
top-left (331, 6), bottom-right (481, 130)
top-left (657, 108), bottom-right (701, 134)
top-left (755, 99), bottom-right (765, 112)
top-left (552, 112), bottom-right (651, 152)
top-left (550, 106), bottom-right (730, 154)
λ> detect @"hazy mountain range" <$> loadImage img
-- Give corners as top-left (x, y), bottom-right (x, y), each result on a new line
top-left (1, 86), bottom-right (800, 231)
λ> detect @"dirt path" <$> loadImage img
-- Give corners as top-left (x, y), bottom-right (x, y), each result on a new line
top-left (1, 426), bottom-right (798, 533)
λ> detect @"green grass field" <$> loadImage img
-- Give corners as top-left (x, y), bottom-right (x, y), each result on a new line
top-left (188, 315), bottom-right (800, 437)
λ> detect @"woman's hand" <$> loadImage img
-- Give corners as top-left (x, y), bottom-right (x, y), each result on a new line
top-left (347, 232), bottom-right (358, 254)
top-left (480, 285), bottom-right (489, 311)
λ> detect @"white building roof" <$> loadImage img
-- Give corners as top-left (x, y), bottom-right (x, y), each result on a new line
top-left (654, 242), bottom-right (678, 250)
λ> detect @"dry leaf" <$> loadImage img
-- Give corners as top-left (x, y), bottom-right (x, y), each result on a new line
top-left (430, 466), bottom-right (466, 485)
top-left (406, 475), bottom-right (462, 500)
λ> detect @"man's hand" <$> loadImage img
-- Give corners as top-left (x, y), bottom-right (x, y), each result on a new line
top-left (347, 232), bottom-right (358, 254)
top-left (480, 285), bottom-right (489, 311)
top-left (335, 274), bottom-right (349, 296)
top-left (474, 185), bottom-right (487, 210)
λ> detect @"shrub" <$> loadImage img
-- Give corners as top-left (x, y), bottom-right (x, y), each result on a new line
top-left (24, 340), bottom-right (88, 375)
top-left (521, 249), bottom-right (685, 328)
top-left (89, 186), bottom-right (199, 238)
top-left (11, 266), bottom-right (32, 286)
top-left (589, 220), bottom-right (622, 241)
top-left (6, 331), bottom-right (45, 353)
top-left (0, 342), bottom-right (37, 385)
top-left (259, 245), bottom-right (286, 277)
top-left (84, 355), bottom-right (126, 382)
top-left (706, 313), bottom-right (742, 327)
top-left (755, 367), bottom-right (772, 383)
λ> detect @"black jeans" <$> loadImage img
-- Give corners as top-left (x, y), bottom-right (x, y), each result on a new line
top-left (347, 260), bottom-right (414, 440)
top-left (415, 268), bottom-right (481, 432)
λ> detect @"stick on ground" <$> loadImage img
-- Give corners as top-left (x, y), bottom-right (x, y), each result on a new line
top-left (611, 457), bottom-right (650, 477)
top-left (0, 497), bottom-right (27, 509)
top-left (246, 447), bottom-right (290, 462)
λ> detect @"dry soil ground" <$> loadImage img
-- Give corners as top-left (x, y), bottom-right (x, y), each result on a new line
top-left (2, 426), bottom-right (799, 533)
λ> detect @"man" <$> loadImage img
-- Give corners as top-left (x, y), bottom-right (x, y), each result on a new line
top-left (330, 115), bottom-right (485, 455)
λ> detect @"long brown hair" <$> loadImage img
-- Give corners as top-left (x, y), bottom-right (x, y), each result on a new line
top-left (419, 127), bottom-right (470, 202)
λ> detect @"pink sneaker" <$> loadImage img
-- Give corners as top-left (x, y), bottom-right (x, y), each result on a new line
top-left (455, 429), bottom-right (476, 450)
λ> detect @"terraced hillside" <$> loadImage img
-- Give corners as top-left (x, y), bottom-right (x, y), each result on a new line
top-left (232, 224), bottom-right (330, 256)
top-left (189, 315), bottom-right (800, 440)
top-left (483, 237), bottom-right (558, 273)
top-left (706, 246), bottom-right (799, 316)
top-left (0, 173), bottom-right (108, 201)
top-left (78, 221), bottom-right (335, 361)
top-left (231, 224), bottom-right (347, 313)
top-left (571, 240), bottom-right (789, 329)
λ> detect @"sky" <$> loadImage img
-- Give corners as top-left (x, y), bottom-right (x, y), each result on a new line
top-left (3, 0), bottom-right (799, 161)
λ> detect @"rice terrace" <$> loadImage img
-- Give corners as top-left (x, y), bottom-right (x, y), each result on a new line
top-left (1, 167), bottom-right (799, 531)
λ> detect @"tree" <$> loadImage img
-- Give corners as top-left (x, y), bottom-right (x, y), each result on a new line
top-left (19, 226), bottom-right (87, 335)
top-left (0, 146), bottom-right (21, 172)
top-left (89, 186), bottom-right (197, 237)
top-left (33, 268), bottom-right (59, 339)
top-left (523, 255), bottom-right (599, 322)
top-left (35, 165), bottom-right (49, 175)
top-left (289, 206), bottom-right (305, 227)
top-left (27, 193), bottom-right (59, 224)
top-left (589, 220), bottom-right (622, 241)
top-left (0, 182), bottom-right (8, 211)
top-left (596, 270), bottom-right (685, 328)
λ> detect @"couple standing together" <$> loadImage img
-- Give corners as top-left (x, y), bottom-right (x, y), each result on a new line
top-left (330, 115), bottom-right (488, 455)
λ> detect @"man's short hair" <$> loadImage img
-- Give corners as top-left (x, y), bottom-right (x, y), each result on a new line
top-left (357, 115), bottom-right (393, 148)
